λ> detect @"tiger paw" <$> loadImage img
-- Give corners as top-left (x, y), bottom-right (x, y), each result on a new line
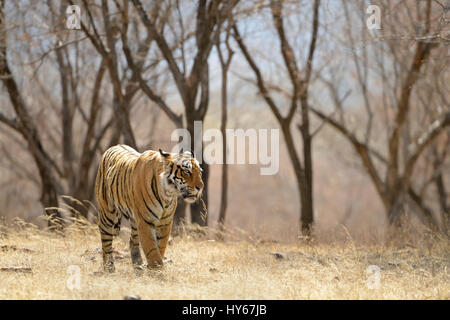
top-left (133, 264), bottom-right (145, 276)
top-left (104, 263), bottom-right (116, 273)
top-left (147, 260), bottom-right (164, 269)
top-left (130, 246), bottom-right (143, 265)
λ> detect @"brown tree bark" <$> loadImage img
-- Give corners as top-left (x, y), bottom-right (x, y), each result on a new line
top-left (0, 0), bottom-right (63, 228)
top-left (216, 27), bottom-right (234, 230)
top-left (232, 0), bottom-right (320, 236)
top-left (435, 173), bottom-right (448, 231)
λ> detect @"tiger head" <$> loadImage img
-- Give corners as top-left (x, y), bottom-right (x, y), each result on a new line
top-left (159, 149), bottom-right (204, 203)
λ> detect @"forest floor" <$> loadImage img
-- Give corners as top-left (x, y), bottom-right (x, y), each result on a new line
top-left (0, 220), bottom-right (448, 299)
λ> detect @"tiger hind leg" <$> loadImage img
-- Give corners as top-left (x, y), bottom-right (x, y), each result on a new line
top-left (129, 216), bottom-right (143, 268)
top-left (113, 215), bottom-right (122, 237)
top-left (98, 209), bottom-right (119, 273)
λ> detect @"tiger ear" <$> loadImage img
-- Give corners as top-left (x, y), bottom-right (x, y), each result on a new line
top-left (183, 150), bottom-right (195, 158)
top-left (159, 149), bottom-right (170, 159)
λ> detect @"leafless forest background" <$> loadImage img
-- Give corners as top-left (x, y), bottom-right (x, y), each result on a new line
top-left (0, 0), bottom-right (449, 242)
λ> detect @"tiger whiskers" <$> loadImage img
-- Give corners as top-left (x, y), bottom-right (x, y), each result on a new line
top-left (199, 197), bottom-right (208, 224)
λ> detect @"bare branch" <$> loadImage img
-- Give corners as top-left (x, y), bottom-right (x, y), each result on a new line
top-left (404, 112), bottom-right (450, 179)
top-left (131, 0), bottom-right (190, 106)
top-left (310, 107), bottom-right (387, 205)
top-left (0, 111), bottom-right (21, 132)
top-left (232, 25), bottom-right (283, 122)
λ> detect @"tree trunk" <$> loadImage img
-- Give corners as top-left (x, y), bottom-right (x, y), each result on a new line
top-left (191, 162), bottom-right (209, 226)
top-left (56, 1), bottom-right (75, 194)
top-left (299, 98), bottom-right (314, 236)
top-left (218, 141), bottom-right (228, 228)
top-left (40, 189), bottom-right (61, 229)
top-left (408, 187), bottom-right (438, 229)
top-left (186, 113), bottom-right (209, 227)
top-left (218, 164), bottom-right (228, 228)
top-left (217, 42), bottom-right (231, 230)
top-left (36, 161), bottom-right (62, 229)
top-left (0, 0), bottom-right (63, 229)
top-left (67, 187), bottom-right (91, 220)
top-left (435, 173), bottom-right (448, 231)
top-left (299, 173), bottom-right (314, 236)
top-left (387, 192), bottom-right (405, 227)
top-left (281, 124), bottom-right (312, 236)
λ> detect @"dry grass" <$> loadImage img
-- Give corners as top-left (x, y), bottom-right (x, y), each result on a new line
top-left (0, 219), bottom-right (448, 300)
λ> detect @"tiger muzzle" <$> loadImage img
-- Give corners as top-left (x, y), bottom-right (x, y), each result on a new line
top-left (182, 187), bottom-right (202, 203)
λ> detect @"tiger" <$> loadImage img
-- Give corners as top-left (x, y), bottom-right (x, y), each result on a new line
top-left (95, 144), bottom-right (204, 272)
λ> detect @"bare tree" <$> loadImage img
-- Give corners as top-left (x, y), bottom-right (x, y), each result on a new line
top-left (0, 0), bottom-right (63, 228)
top-left (70, 0), bottom-right (138, 150)
top-left (233, 0), bottom-right (321, 235)
top-left (311, 0), bottom-right (449, 228)
top-left (0, 0), bottom-right (152, 223)
top-left (130, 0), bottom-right (239, 226)
top-left (216, 16), bottom-right (234, 231)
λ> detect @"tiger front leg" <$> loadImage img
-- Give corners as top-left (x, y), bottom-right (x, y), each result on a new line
top-left (156, 220), bottom-right (173, 259)
top-left (137, 220), bottom-right (164, 268)
top-left (129, 217), bottom-right (143, 269)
